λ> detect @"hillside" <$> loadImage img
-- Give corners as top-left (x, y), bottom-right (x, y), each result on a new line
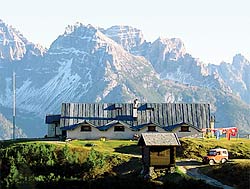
top-left (0, 20), bottom-right (250, 138)
top-left (177, 138), bottom-right (250, 189)
top-left (0, 138), bottom-right (249, 188)
top-left (178, 137), bottom-right (250, 160)
top-left (0, 112), bottom-right (26, 139)
top-left (200, 159), bottom-right (250, 189)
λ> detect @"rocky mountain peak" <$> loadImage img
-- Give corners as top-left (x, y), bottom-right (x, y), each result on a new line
top-left (0, 19), bottom-right (45, 61)
top-left (232, 54), bottom-right (250, 68)
top-left (147, 37), bottom-right (186, 66)
top-left (51, 22), bottom-right (109, 51)
top-left (64, 22), bottom-right (97, 35)
top-left (49, 22), bottom-right (136, 62)
top-left (104, 25), bottom-right (145, 52)
top-left (154, 37), bottom-right (186, 58)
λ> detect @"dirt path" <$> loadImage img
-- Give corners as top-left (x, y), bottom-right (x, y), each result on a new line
top-left (176, 160), bottom-right (234, 189)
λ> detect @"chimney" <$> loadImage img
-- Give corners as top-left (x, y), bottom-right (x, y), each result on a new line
top-left (133, 99), bottom-right (139, 120)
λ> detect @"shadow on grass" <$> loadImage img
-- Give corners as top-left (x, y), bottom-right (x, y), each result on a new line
top-left (114, 144), bottom-right (141, 156)
top-left (112, 157), bottom-right (142, 176)
top-left (34, 175), bottom-right (156, 189)
top-left (199, 161), bottom-right (250, 189)
top-left (3, 156), bottom-right (222, 189)
top-left (176, 160), bottom-right (203, 167)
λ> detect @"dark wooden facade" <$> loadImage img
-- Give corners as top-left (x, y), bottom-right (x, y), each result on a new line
top-left (138, 133), bottom-right (181, 169)
top-left (149, 146), bottom-right (175, 166)
top-left (60, 102), bottom-right (211, 130)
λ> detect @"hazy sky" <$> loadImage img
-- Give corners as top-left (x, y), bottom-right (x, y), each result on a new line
top-left (1, 0), bottom-right (250, 64)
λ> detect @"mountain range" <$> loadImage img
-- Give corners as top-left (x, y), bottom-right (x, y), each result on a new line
top-left (0, 20), bottom-right (249, 139)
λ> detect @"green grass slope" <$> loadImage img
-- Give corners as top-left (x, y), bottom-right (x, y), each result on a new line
top-left (200, 159), bottom-right (250, 189)
top-left (178, 138), bottom-right (250, 160)
top-left (1, 138), bottom-right (249, 188)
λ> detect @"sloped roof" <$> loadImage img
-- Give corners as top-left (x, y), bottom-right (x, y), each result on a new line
top-left (164, 122), bottom-right (202, 132)
top-left (138, 133), bottom-right (181, 146)
top-left (98, 120), bottom-right (135, 131)
top-left (61, 120), bottom-right (96, 131)
top-left (133, 122), bottom-right (163, 131)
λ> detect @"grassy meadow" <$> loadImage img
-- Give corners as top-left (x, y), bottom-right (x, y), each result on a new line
top-left (0, 137), bottom-right (249, 188)
top-left (178, 137), bottom-right (250, 160)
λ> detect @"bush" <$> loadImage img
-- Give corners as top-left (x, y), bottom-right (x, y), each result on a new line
top-left (86, 148), bottom-right (106, 169)
top-left (61, 144), bottom-right (79, 164)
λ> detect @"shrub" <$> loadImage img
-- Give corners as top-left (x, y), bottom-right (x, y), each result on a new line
top-left (86, 148), bottom-right (106, 169)
top-left (61, 144), bottom-right (79, 164)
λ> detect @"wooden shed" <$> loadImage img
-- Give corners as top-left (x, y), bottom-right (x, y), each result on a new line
top-left (138, 133), bottom-right (181, 175)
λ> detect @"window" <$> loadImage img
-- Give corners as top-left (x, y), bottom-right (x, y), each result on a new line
top-left (208, 150), bottom-right (216, 156)
top-left (80, 125), bottom-right (92, 132)
top-left (148, 126), bottom-right (156, 132)
top-left (180, 126), bottom-right (190, 132)
top-left (222, 151), bottom-right (227, 155)
top-left (114, 125), bottom-right (125, 132)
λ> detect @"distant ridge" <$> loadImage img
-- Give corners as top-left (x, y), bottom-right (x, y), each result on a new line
top-left (0, 20), bottom-right (249, 138)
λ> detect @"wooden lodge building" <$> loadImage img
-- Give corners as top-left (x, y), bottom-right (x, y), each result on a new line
top-left (45, 101), bottom-right (211, 140)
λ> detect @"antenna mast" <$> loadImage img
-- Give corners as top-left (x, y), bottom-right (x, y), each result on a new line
top-left (13, 72), bottom-right (16, 140)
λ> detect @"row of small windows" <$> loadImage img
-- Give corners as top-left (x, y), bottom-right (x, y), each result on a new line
top-left (80, 125), bottom-right (190, 132)
top-left (80, 125), bottom-right (126, 132)
top-left (80, 125), bottom-right (157, 132)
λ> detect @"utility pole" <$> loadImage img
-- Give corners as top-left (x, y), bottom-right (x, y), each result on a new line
top-left (13, 72), bottom-right (16, 140)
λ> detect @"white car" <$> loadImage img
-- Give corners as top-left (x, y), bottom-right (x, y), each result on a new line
top-left (203, 148), bottom-right (228, 165)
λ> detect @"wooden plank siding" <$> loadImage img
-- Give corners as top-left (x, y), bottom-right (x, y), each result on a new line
top-left (150, 148), bottom-right (171, 166)
top-left (60, 103), bottom-right (211, 130)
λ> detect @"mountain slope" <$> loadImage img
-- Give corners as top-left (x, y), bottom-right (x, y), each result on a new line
top-left (0, 21), bottom-right (250, 138)
top-left (104, 25), bottom-right (146, 54)
top-left (0, 112), bottom-right (26, 139)
top-left (0, 19), bottom-right (46, 62)
top-left (209, 54), bottom-right (250, 103)
top-left (12, 23), bottom-right (165, 115)
top-left (105, 26), bottom-right (249, 100)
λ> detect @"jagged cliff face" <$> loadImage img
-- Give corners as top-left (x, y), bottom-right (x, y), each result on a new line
top-left (104, 25), bottom-right (145, 54)
top-left (13, 23), bottom-right (165, 116)
top-left (0, 21), bottom-right (250, 138)
top-left (208, 54), bottom-right (250, 103)
top-left (106, 26), bottom-right (249, 102)
top-left (0, 19), bottom-right (46, 62)
top-left (0, 112), bottom-right (26, 140)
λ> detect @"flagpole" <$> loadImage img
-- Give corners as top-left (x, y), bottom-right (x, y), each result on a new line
top-left (13, 72), bottom-right (16, 140)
